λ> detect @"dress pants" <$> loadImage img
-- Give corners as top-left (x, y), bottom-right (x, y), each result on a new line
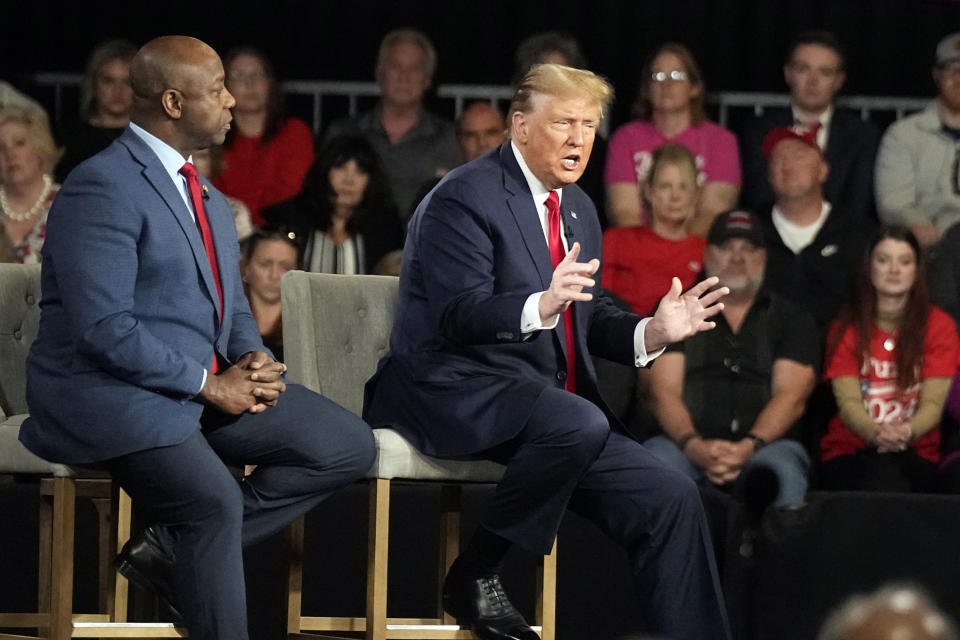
top-left (102, 383), bottom-right (376, 640)
top-left (479, 386), bottom-right (731, 640)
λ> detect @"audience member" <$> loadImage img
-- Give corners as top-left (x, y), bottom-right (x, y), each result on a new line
top-left (512, 31), bottom-right (587, 87)
top-left (818, 584), bottom-right (958, 640)
top-left (241, 228), bottom-right (301, 362)
top-left (192, 146), bottom-right (254, 242)
top-left (56, 39), bottom-right (137, 181)
top-left (740, 30), bottom-right (879, 221)
top-left (0, 106), bottom-right (61, 263)
top-left (820, 226), bottom-right (960, 493)
top-left (645, 210), bottom-right (817, 508)
top-left (876, 32), bottom-right (960, 247)
top-left (457, 102), bottom-right (506, 163)
top-left (325, 29), bottom-right (460, 220)
top-left (214, 46), bottom-right (314, 226)
top-left (757, 126), bottom-right (873, 332)
top-left (603, 143), bottom-right (706, 315)
top-left (261, 134), bottom-right (401, 274)
top-left (605, 42), bottom-right (740, 235)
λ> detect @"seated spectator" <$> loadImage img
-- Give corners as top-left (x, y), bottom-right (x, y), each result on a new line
top-left (818, 584), bottom-right (959, 640)
top-left (56, 39), bottom-right (137, 181)
top-left (513, 31), bottom-right (608, 224)
top-left (876, 32), bottom-right (960, 247)
top-left (241, 228), bottom-right (301, 362)
top-left (192, 146), bottom-right (254, 242)
top-left (512, 30), bottom-right (587, 86)
top-left (214, 46), bottom-right (314, 226)
top-left (261, 134), bottom-right (402, 274)
top-left (757, 126), bottom-right (874, 333)
top-left (325, 29), bottom-right (460, 220)
top-left (603, 143), bottom-right (706, 315)
top-left (645, 210), bottom-right (817, 508)
top-left (0, 107), bottom-right (61, 264)
top-left (740, 30), bottom-right (879, 221)
top-left (457, 102), bottom-right (506, 163)
top-left (604, 42), bottom-right (740, 235)
top-left (820, 226), bottom-right (960, 493)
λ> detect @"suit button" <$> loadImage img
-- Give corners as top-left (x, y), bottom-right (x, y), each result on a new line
top-left (556, 371), bottom-right (567, 383)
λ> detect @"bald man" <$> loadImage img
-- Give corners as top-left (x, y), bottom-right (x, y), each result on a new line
top-left (457, 102), bottom-right (507, 163)
top-left (20, 36), bottom-right (375, 640)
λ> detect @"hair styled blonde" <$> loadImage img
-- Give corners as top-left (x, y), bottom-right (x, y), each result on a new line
top-left (508, 63), bottom-right (614, 125)
top-left (0, 106), bottom-right (63, 175)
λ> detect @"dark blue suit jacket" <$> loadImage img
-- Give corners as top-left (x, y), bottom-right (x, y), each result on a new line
top-left (739, 106), bottom-right (880, 219)
top-left (364, 143), bottom-right (640, 457)
top-left (20, 127), bottom-right (264, 464)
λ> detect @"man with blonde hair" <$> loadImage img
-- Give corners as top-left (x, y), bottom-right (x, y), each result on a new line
top-left (365, 64), bottom-right (731, 640)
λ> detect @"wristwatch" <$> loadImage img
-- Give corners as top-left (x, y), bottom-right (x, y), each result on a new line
top-left (746, 434), bottom-right (767, 449)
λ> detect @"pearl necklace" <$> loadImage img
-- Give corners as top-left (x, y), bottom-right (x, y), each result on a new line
top-left (0, 174), bottom-right (54, 222)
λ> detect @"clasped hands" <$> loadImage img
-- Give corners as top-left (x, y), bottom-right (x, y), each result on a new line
top-left (538, 242), bottom-right (728, 348)
top-left (199, 350), bottom-right (287, 415)
top-left (872, 419), bottom-right (913, 453)
top-left (686, 438), bottom-right (755, 485)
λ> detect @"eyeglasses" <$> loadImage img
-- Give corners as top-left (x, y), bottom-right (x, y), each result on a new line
top-left (650, 70), bottom-right (688, 83)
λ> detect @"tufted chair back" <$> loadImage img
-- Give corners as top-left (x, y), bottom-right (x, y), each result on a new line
top-left (280, 271), bottom-right (397, 416)
top-left (0, 264), bottom-right (41, 419)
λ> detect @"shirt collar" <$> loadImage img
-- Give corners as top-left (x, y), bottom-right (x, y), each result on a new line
top-left (791, 103), bottom-right (833, 128)
top-left (128, 121), bottom-right (193, 183)
top-left (509, 140), bottom-right (562, 207)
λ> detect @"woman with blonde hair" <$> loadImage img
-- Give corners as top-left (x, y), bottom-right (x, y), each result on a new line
top-left (0, 106), bottom-right (61, 263)
top-left (604, 42), bottom-right (740, 235)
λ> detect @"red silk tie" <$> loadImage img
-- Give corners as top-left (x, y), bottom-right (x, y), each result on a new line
top-left (179, 162), bottom-right (223, 374)
top-left (545, 191), bottom-right (576, 393)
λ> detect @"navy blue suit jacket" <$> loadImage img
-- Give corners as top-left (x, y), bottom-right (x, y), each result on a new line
top-left (740, 106), bottom-right (880, 219)
top-left (20, 128), bottom-right (265, 464)
top-left (364, 143), bottom-right (640, 457)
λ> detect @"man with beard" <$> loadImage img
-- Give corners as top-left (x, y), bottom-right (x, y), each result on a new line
top-left (645, 210), bottom-right (819, 508)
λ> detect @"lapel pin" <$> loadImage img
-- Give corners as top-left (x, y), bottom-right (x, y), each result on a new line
top-left (201, 185), bottom-right (210, 200)
top-left (571, 211), bottom-right (578, 219)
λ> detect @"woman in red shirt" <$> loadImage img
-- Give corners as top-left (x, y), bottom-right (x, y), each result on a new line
top-left (215, 47), bottom-right (314, 226)
top-left (821, 226), bottom-right (960, 492)
top-left (602, 143), bottom-right (706, 316)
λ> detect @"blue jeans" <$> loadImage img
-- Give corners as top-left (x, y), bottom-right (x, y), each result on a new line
top-left (643, 435), bottom-right (810, 508)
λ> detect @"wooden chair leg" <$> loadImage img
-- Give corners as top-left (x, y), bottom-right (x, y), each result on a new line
top-left (285, 515), bottom-right (306, 634)
top-left (113, 487), bottom-right (132, 623)
top-left (437, 485), bottom-right (460, 624)
top-left (49, 477), bottom-right (76, 640)
top-left (37, 487), bottom-right (53, 638)
top-left (91, 495), bottom-right (114, 615)
top-left (537, 537), bottom-right (557, 640)
top-left (365, 478), bottom-right (389, 640)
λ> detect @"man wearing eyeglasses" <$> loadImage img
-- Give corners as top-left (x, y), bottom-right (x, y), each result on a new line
top-left (875, 32), bottom-right (960, 247)
top-left (740, 30), bottom-right (879, 222)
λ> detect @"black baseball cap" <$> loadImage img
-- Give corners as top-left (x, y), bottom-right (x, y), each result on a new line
top-left (707, 210), bottom-right (765, 248)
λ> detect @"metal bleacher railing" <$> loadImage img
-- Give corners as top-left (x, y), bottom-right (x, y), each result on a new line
top-left (30, 72), bottom-right (929, 132)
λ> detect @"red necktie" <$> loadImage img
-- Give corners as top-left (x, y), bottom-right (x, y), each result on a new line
top-left (545, 191), bottom-right (576, 393)
top-left (179, 162), bottom-right (223, 374)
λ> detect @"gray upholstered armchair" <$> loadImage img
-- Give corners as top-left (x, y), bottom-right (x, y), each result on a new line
top-left (280, 271), bottom-right (557, 640)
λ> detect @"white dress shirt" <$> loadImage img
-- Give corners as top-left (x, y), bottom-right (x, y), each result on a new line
top-left (510, 141), bottom-right (663, 367)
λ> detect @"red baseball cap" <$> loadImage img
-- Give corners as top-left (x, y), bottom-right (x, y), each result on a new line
top-left (761, 125), bottom-right (820, 158)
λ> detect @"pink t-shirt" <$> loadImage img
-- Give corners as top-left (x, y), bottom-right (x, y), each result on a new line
top-left (603, 120), bottom-right (742, 188)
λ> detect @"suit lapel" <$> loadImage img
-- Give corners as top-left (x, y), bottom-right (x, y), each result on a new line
top-left (120, 130), bottom-right (223, 320)
top-left (501, 144), bottom-right (554, 289)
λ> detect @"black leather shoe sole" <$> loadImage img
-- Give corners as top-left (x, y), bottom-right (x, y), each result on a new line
top-left (116, 555), bottom-right (184, 624)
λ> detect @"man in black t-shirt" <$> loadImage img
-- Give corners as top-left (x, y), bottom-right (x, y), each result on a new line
top-left (645, 210), bottom-right (819, 508)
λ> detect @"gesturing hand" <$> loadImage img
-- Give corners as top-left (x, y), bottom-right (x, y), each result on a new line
top-left (645, 277), bottom-right (729, 352)
top-left (538, 242), bottom-right (600, 323)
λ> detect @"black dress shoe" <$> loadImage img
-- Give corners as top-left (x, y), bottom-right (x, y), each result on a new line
top-left (442, 569), bottom-right (540, 640)
top-left (115, 526), bottom-right (183, 623)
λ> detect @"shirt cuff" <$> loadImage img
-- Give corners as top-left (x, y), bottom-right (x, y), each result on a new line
top-left (634, 317), bottom-right (665, 367)
top-left (198, 368), bottom-right (208, 395)
top-left (521, 292), bottom-right (559, 334)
